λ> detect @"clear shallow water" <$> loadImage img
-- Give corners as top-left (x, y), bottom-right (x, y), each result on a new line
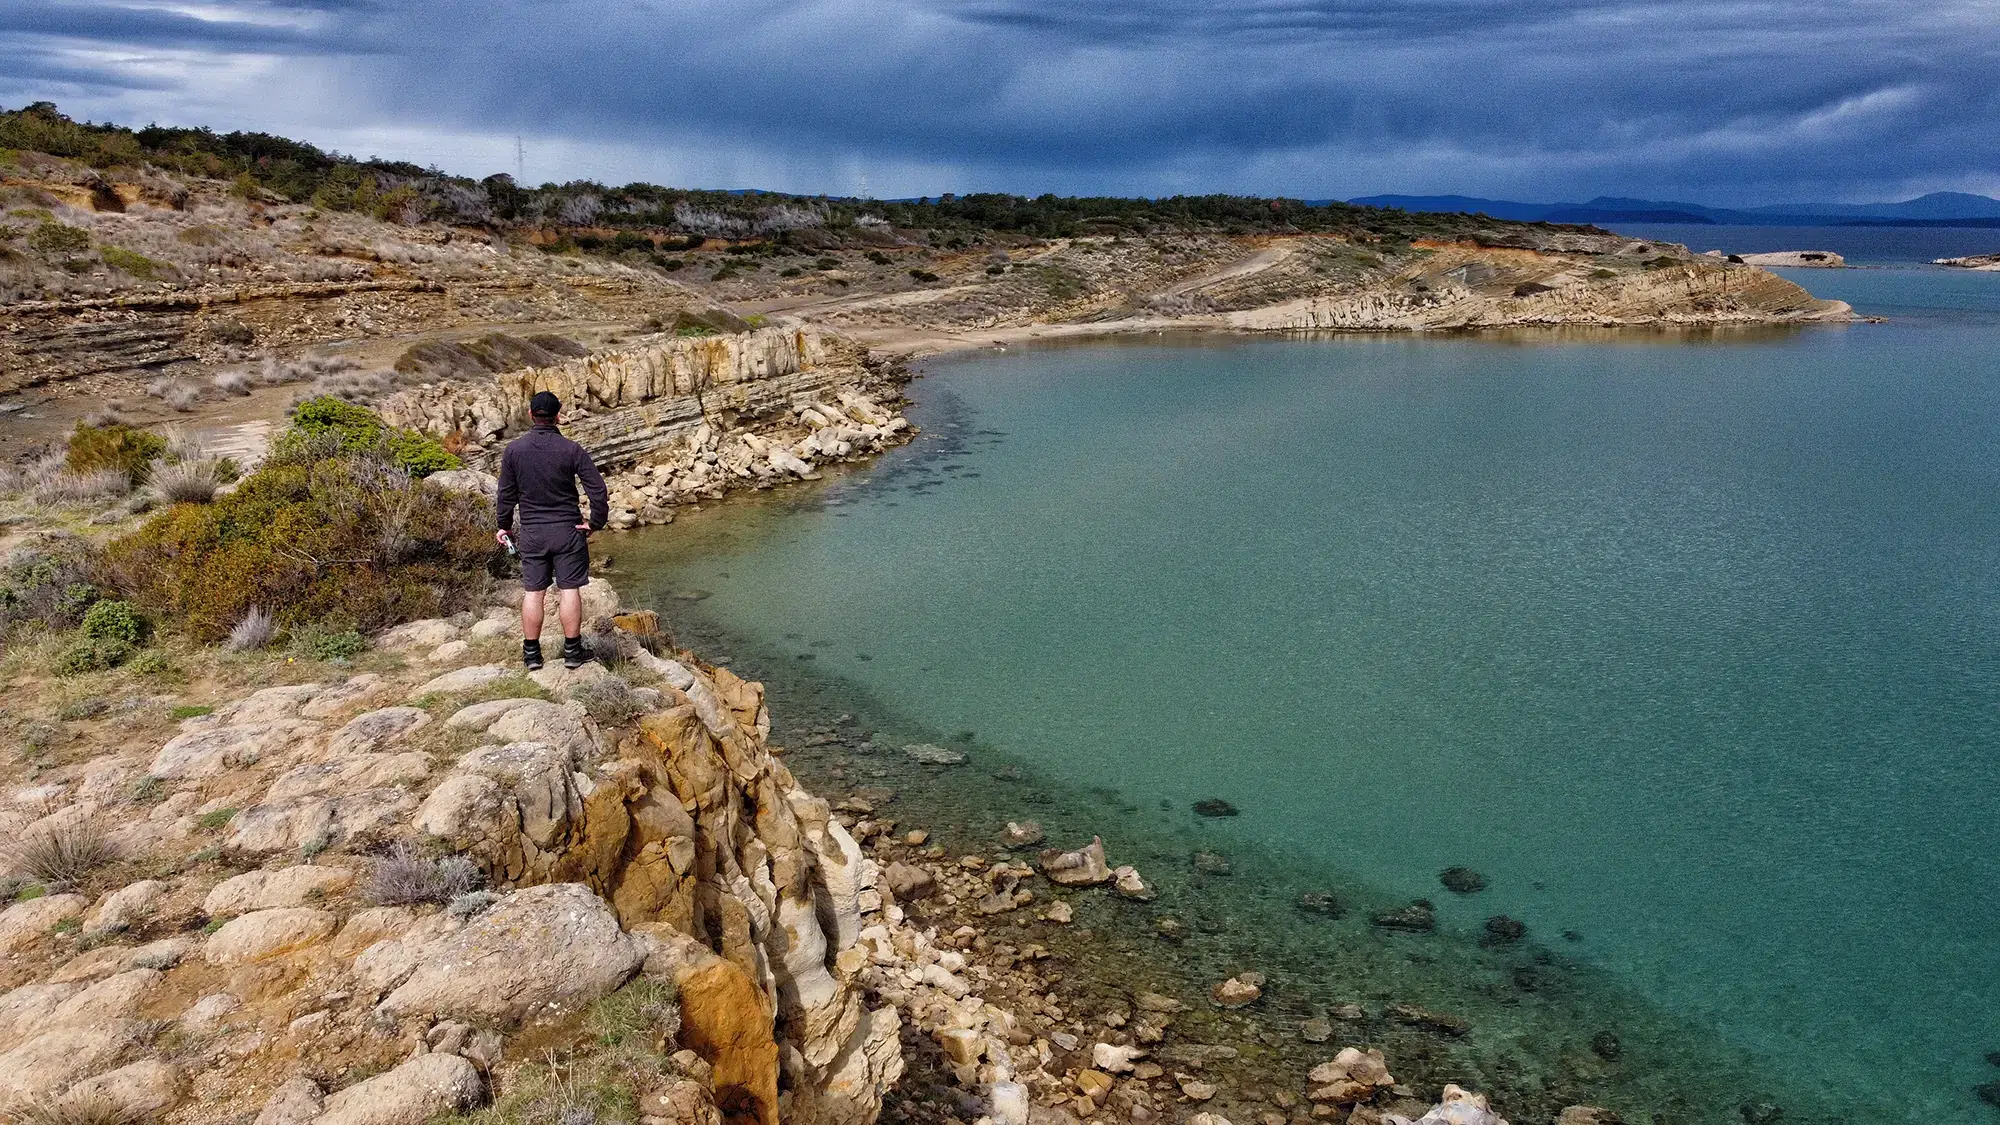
top-left (620, 268), bottom-right (2000, 1121)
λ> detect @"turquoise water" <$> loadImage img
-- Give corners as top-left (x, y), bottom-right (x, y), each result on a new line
top-left (622, 267), bottom-right (2000, 1121)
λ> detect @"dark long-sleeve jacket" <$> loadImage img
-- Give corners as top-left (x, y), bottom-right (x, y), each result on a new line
top-left (495, 423), bottom-right (609, 531)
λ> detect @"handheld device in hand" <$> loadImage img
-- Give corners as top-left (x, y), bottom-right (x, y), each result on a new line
top-left (499, 531), bottom-right (519, 558)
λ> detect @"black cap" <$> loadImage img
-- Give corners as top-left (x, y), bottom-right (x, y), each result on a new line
top-left (529, 390), bottom-right (562, 419)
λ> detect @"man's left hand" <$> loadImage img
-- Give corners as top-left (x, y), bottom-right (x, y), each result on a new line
top-left (576, 522), bottom-right (592, 536)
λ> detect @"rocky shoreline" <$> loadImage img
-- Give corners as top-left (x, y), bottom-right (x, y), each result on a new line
top-left (0, 580), bottom-right (1597, 1125)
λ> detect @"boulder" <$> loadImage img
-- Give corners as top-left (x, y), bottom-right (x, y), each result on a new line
top-left (411, 665), bottom-right (512, 698)
top-left (0, 893), bottom-right (89, 953)
top-left (1092, 1043), bottom-right (1143, 1073)
top-left (0, 1022), bottom-right (144, 1102)
top-left (315, 1053), bottom-right (483, 1125)
top-left (63, 1059), bottom-right (184, 1120)
top-left (426, 470), bottom-right (499, 498)
top-left (378, 619), bottom-right (461, 651)
top-left (204, 865), bottom-right (356, 917)
top-left (254, 1076), bottom-right (326, 1125)
top-left (375, 884), bottom-right (644, 1028)
top-left (203, 908), bottom-right (338, 964)
top-left (1039, 838), bottom-right (1111, 886)
top-left (1307, 1047), bottom-right (1394, 1105)
top-left (882, 862), bottom-right (935, 901)
top-left (83, 879), bottom-right (168, 938)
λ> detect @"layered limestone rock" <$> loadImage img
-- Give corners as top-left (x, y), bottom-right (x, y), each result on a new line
top-left (429, 648), bottom-right (907, 1125)
top-left (375, 325), bottom-right (905, 471)
top-left (1226, 247), bottom-right (1851, 331)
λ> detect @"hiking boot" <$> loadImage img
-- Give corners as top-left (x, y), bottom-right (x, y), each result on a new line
top-left (522, 640), bottom-right (544, 671)
top-left (562, 636), bottom-right (589, 669)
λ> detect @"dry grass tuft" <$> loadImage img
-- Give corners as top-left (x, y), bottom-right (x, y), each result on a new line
top-left (4, 820), bottom-right (118, 889)
top-left (366, 841), bottom-right (483, 905)
top-left (148, 459), bottom-right (221, 505)
top-left (1, 1091), bottom-right (137, 1125)
top-left (227, 606), bottom-right (276, 651)
top-left (34, 468), bottom-right (131, 506)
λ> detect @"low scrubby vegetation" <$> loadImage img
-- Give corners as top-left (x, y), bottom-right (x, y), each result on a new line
top-left (0, 398), bottom-right (490, 652)
top-left (1, 99), bottom-right (1592, 248)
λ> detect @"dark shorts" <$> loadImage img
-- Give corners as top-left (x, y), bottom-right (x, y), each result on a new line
top-left (517, 524), bottom-right (591, 591)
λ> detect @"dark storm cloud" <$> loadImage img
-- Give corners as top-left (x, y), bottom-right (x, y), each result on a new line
top-left (2, 0), bottom-right (1995, 203)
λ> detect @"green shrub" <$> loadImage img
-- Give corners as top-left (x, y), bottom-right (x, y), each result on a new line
top-left (100, 245), bottom-right (165, 278)
top-left (383, 430), bottom-right (459, 478)
top-left (27, 221), bottom-right (88, 254)
top-left (80, 599), bottom-right (148, 645)
top-left (289, 623), bottom-right (366, 662)
top-left (102, 455), bottom-right (492, 642)
top-left (55, 636), bottom-right (132, 674)
top-left (289, 395), bottom-right (383, 451)
top-left (277, 397), bottom-right (458, 478)
top-left (0, 538), bottom-right (101, 635)
top-left (128, 649), bottom-right (172, 675)
top-left (67, 423), bottom-right (166, 484)
top-left (168, 705), bottom-right (213, 720)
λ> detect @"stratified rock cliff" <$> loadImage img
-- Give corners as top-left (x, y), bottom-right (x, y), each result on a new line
top-left (375, 326), bottom-right (897, 470)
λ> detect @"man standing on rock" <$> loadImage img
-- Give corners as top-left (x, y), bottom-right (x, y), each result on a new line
top-left (495, 390), bottom-right (609, 671)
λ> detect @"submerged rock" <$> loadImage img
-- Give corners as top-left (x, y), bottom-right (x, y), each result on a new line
top-left (1112, 865), bottom-right (1155, 901)
top-left (1307, 1046), bottom-right (1394, 1105)
top-left (1556, 1107), bottom-right (1623, 1125)
top-left (1590, 1030), bottom-right (1622, 1061)
top-left (1371, 900), bottom-right (1436, 932)
top-left (1211, 973), bottom-right (1264, 1009)
top-left (1482, 915), bottom-right (1527, 945)
top-left (903, 743), bottom-right (966, 765)
top-left (1190, 850), bottom-right (1232, 876)
top-left (1439, 866), bottom-right (1487, 894)
top-left (1002, 820), bottom-right (1045, 848)
top-left (1296, 891), bottom-right (1342, 918)
top-left (1401, 1084), bottom-right (1508, 1125)
top-left (1039, 837), bottom-right (1112, 886)
top-left (1192, 799), bottom-right (1238, 818)
top-left (1385, 1003), bottom-right (1469, 1037)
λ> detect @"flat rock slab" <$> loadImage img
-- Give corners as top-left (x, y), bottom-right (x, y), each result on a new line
top-left (0, 893), bottom-right (89, 953)
top-left (150, 719), bottom-right (323, 779)
top-left (411, 665), bottom-right (511, 698)
top-left (327, 707), bottom-right (433, 757)
top-left (375, 883), bottom-right (643, 1028)
top-left (316, 1052), bottom-right (482, 1125)
top-left (204, 865), bottom-right (356, 917)
top-left (204, 907), bottom-right (338, 964)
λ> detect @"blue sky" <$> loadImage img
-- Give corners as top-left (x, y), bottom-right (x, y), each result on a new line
top-left (3, 0), bottom-right (1996, 205)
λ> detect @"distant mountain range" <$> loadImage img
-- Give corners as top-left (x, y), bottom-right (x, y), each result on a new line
top-left (1345, 192), bottom-right (2000, 227)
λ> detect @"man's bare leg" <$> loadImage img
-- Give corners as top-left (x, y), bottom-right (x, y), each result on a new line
top-left (558, 587), bottom-right (583, 639)
top-left (522, 589), bottom-right (547, 640)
